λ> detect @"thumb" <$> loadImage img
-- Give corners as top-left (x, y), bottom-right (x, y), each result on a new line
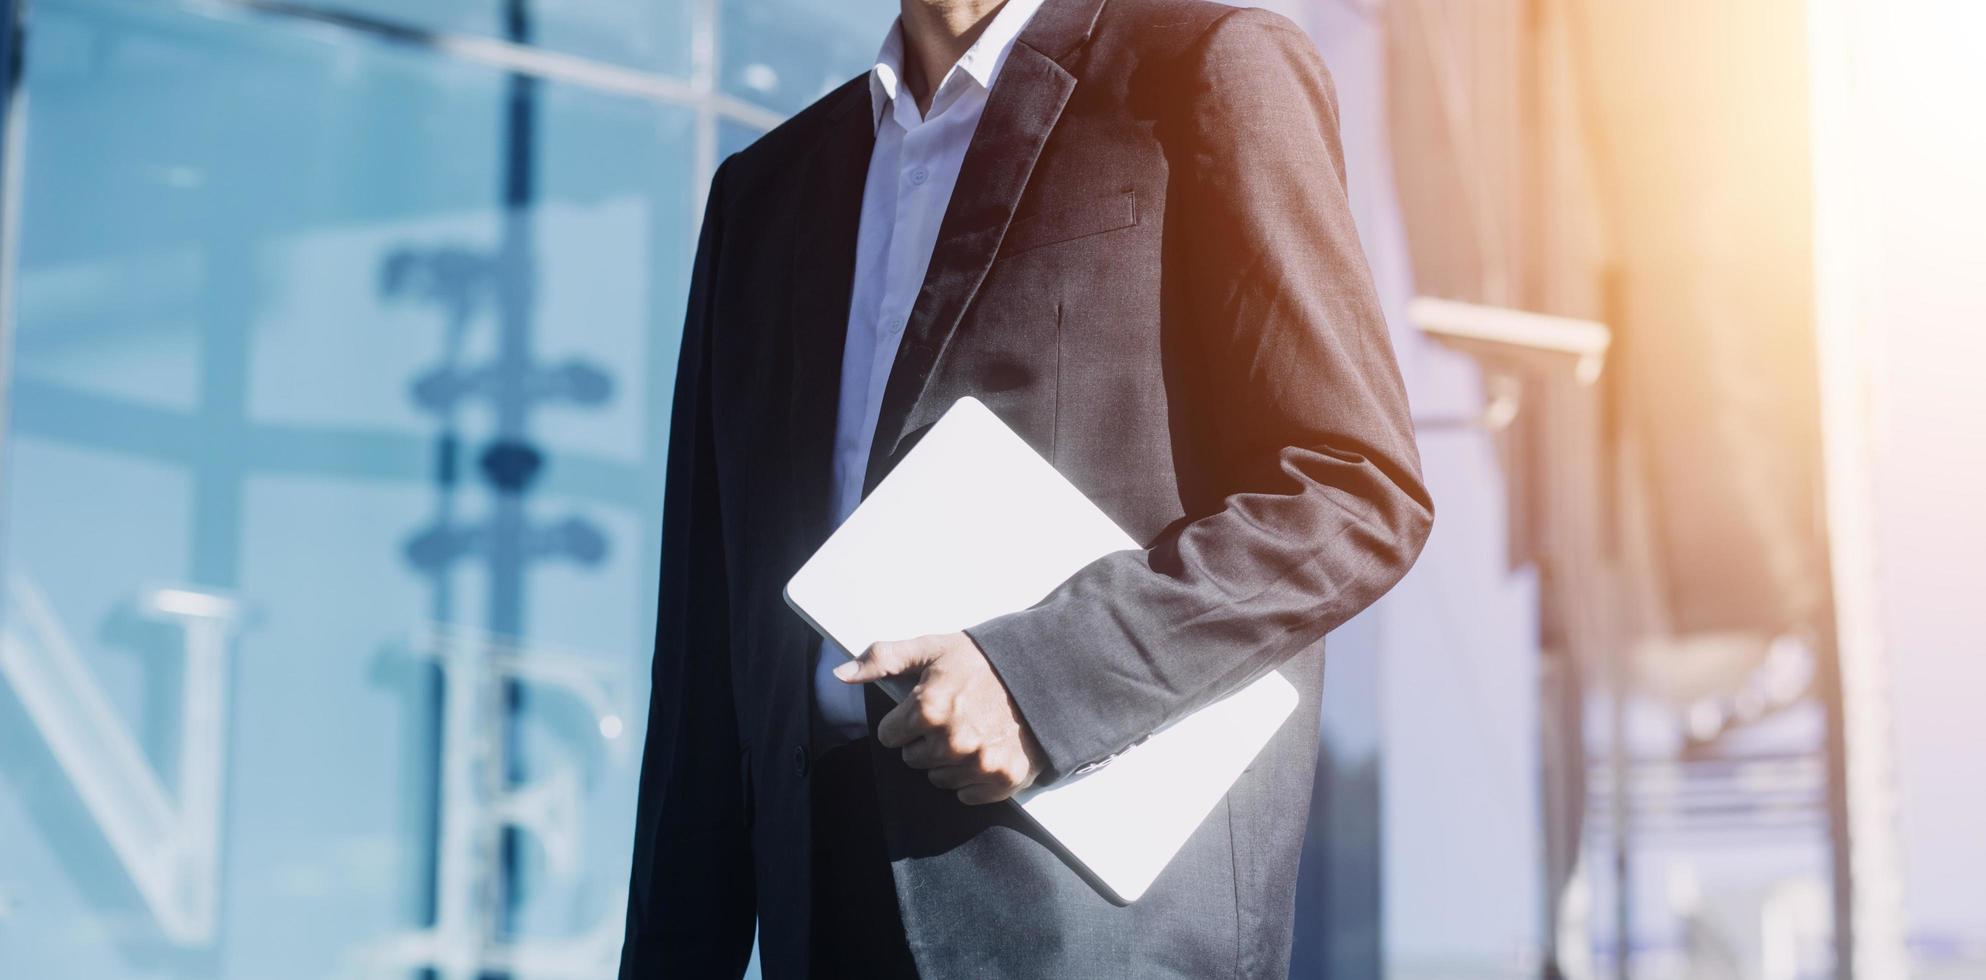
top-left (835, 637), bottom-right (937, 684)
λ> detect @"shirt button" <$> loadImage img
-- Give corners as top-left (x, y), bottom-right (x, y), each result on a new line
top-left (884, 316), bottom-right (904, 336)
top-left (909, 167), bottom-right (929, 186)
top-left (792, 744), bottom-right (810, 777)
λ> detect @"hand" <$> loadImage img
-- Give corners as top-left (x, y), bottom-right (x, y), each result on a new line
top-left (835, 632), bottom-right (1045, 805)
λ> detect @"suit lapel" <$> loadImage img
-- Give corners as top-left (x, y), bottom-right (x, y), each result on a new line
top-left (860, 0), bottom-right (1106, 494)
top-left (786, 81), bottom-right (875, 548)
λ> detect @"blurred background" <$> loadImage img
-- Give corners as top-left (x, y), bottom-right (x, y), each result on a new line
top-left (0, 0), bottom-right (1977, 977)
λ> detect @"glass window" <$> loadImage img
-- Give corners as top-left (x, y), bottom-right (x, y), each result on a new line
top-left (0, 0), bottom-right (694, 975)
top-left (0, 0), bottom-right (896, 975)
top-left (303, 0), bottom-right (696, 79)
top-left (720, 0), bottom-right (895, 116)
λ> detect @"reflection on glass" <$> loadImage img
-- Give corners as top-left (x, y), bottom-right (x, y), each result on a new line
top-left (0, 0), bottom-right (914, 976)
top-left (720, 0), bottom-right (896, 115)
top-left (306, 0), bottom-right (695, 79)
top-left (0, 0), bottom-right (691, 975)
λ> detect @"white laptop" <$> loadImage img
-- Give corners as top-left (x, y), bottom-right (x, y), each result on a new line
top-left (783, 396), bottom-right (1299, 903)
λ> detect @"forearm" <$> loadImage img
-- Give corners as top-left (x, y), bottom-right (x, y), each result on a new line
top-left (967, 441), bottom-right (1430, 779)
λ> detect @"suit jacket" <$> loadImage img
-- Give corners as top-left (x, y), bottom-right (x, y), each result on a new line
top-left (619, 0), bottom-right (1433, 976)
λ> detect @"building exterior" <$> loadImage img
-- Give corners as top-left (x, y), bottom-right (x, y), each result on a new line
top-left (0, 0), bottom-right (892, 976)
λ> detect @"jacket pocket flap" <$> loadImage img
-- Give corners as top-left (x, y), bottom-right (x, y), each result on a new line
top-left (1000, 189), bottom-right (1138, 257)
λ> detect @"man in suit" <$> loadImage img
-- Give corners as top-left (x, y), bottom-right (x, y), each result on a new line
top-left (619, 0), bottom-right (1433, 976)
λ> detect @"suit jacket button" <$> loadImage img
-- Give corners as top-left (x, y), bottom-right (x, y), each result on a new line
top-left (792, 744), bottom-right (810, 777)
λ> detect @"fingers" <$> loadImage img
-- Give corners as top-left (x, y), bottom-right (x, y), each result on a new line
top-left (899, 733), bottom-right (972, 770)
top-left (925, 765), bottom-right (986, 790)
top-left (844, 631), bottom-right (1040, 805)
top-left (919, 749), bottom-right (1035, 805)
top-left (834, 635), bottom-right (941, 685)
top-left (924, 763), bottom-right (1022, 805)
top-left (876, 689), bottom-right (945, 749)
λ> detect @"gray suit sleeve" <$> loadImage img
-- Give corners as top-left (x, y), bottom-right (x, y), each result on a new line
top-left (966, 8), bottom-right (1434, 782)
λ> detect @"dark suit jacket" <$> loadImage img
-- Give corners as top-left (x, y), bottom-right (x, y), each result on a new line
top-left (620, 0), bottom-right (1433, 976)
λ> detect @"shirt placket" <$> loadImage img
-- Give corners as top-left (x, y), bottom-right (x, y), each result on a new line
top-left (865, 104), bottom-right (935, 437)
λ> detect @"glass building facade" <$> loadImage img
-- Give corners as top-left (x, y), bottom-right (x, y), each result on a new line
top-left (0, 0), bottom-right (889, 975)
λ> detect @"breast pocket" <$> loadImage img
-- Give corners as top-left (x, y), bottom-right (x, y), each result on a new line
top-left (999, 189), bottom-right (1139, 258)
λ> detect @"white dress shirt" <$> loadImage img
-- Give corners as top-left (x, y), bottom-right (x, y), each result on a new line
top-left (814, 0), bottom-right (1049, 741)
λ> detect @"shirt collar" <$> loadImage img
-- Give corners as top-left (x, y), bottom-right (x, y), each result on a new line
top-left (867, 0), bottom-right (1048, 131)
